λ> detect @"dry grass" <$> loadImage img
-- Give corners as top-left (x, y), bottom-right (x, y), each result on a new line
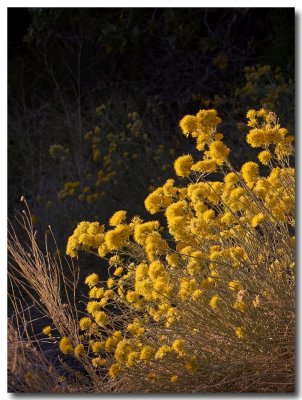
top-left (8, 199), bottom-right (112, 393)
top-left (8, 198), bottom-right (80, 341)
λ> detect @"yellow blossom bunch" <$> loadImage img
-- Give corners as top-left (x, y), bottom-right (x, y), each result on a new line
top-left (49, 144), bottom-right (69, 160)
top-left (62, 109), bottom-right (294, 392)
top-left (57, 181), bottom-right (81, 202)
top-left (66, 221), bottom-right (105, 257)
top-left (246, 109), bottom-right (294, 162)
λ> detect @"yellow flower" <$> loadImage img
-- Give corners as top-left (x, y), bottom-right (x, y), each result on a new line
top-left (127, 320), bottom-right (145, 337)
top-left (209, 295), bottom-right (219, 309)
top-left (196, 132), bottom-right (210, 151)
top-left (228, 281), bottom-right (241, 291)
top-left (49, 144), bottom-right (65, 157)
top-left (134, 221), bottom-right (160, 246)
top-left (59, 337), bottom-right (73, 354)
top-left (220, 212), bottom-right (236, 225)
top-left (246, 128), bottom-right (265, 148)
top-left (191, 159), bottom-right (217, 173)
top-left (140, 345), bottom-right (156, 361)
top-left (109, 255), bottom-right (121, 265)
top-left (155, 345), bottom-right (171, 359)
top-left (229, 187), bottom-right (246, 202)
top-left (93, 148), bottom-right (101, 162)
top-left (105, 338), bottom-right (115, 351)
top-left (246, 109), bottom-right (257, 122)
top-left (85, 273), bottom-right (99, 288)
top-left (114, 339), bottom-right (130, 363)
top-left (126, 290), bottom-right (139, 303)
top-left (275, 141), bottom-right (293, 159)
top-left (64, 108), bottom-right (294, 388)
top-left (145, 233), bottom-right (168, 262)
top-left (179, 115), bottom-right (198, 136)
top-left (91, 341), bottom-right (105, 353)
top-left (208, 141), bottom-right (230, 164)
top-left (166, 253), bottom-right (179, 268)
top-left (114, 266), bottom-right (124, 276)
top-left (135, 263), bottom-right (149, 281)
top-left (86, 301), bottom-right (102, 315)
top-left (104, 289), bottom-right (115, 299)
top-left (258, 150), bottom-right (272, 165)
top-left (98, 243), bottom-right (109, 257)
top-left (79, 317), bottom-right (92, 331)
top-left (87, 222), bottom-right (104, 236)
top-left (174, 154), bottom-right (193, 177)
top-left (109, 210), bottom-right (127, 227)
top-left (108, 363), bottom-right (122, 379)
top-left (89, 287), bottom-right (104, 299)
top-left (235, 327), bottom-right (245, 339)
top-left (144, 187), bottom-right (172, 214)
top-left (192, 289), bottom-right (203, 299)
top-left (105, 224), bottom-right (130, 251)
top-left (241, 161), bottom-right (259, 183)
top-left (196, 109), bottom-right (222, 133)
top-left (66, 236), bottom-right (78, 257)
top-left (230, 246), bottom-right (245, 260)
top-left (92, 357), bottom-right (107, 367)
top-left (224, 172), bottom-right (240, 184)
top-left (42, 326), bottom-right (52, 336)
top-left (165, 200), bottom-right (187, 219)
top-left (251, 213), bottom-right (265, 227)
top-left (74, 344), bottom-right (85, 357)
top-left (107, 278), bottom-right (115, 289)
top-left (127, 351), bottom-right (140, 367)
top-left (94, 311), bottom-right (109, 327)
top-left (148, 261), bottom-right (166, 281)
top-left (172, 339), bottom-right (184, 354)
top-left (203, 209), bottom-right (215, 223)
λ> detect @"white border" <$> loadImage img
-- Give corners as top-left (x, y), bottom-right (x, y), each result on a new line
top-left (1, 3), bottom-right (300, 399)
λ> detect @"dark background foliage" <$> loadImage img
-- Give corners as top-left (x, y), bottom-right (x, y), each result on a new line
top-left (8, 8), bottom-right (295, 262)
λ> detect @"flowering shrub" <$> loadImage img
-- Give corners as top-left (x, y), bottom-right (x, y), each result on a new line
top-left (57, 108), bottom-right (295, 392)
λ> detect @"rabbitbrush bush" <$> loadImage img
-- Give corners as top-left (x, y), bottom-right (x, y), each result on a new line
top-left (9, 108), bottom-right (295, 393)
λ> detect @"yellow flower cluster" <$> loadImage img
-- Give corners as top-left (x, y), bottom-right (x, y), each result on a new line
top-left (59, 337), bottom-right (73, 354)
top-left (174, 155), bottom-right (193, 177)
top-left (246, 109), bottom-right (294, 161)
top-left (179, 109), bottom-right (221, 138)
top-left (172, 109), bottom-right (230, 180)
top-left (49, 144), bottom-right (69, 160)
top-left (57, 181), bottom-right (80, 202)
top-left (42, 326), bottom-right (52, 336)
top-left (109, 210), bottom-right (127, 227)
top-left (66, 221), bottom-right (105, 257)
